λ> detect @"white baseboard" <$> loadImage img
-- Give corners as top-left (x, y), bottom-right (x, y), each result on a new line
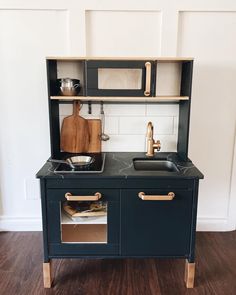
top-left (197, 217), bottom-right (235, 231)
top-left (0, 216), bottom-right (42, 231)
top-left (0, 216), bottom-right (235, 232)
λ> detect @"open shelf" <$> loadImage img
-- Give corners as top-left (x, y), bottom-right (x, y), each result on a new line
top-left (50, 95), bottom-right (189, 102)
top-left (155, 62), bottom-right (182, 97)
top-left (48, 59), bottom-right (86, 96)
top-left (61, 224), bottom-right (107, 243)
top-left (61, 211), bottom-right (107, 224)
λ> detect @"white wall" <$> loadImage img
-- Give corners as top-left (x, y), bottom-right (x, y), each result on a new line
top-left (0, 0), bottom-right (235, 231)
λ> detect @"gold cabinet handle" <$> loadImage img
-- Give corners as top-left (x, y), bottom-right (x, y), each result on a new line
top-left (138, 192), bottom-right (175, 201)
top-left (144, 62), bottom-right (151, 96)
top-left (65, 192), bottom-right (102, 201)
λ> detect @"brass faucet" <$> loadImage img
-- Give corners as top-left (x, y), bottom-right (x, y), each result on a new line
top-left (146, 122), bottom-right (161, 157)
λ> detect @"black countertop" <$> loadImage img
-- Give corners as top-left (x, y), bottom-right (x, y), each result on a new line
top-left (36, 152), bottom-right (204, 179)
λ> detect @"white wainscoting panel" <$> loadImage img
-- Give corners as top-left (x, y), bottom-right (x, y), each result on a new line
top-left (85, 10), bottom-right (162, 57)
top-left (0, 2), bottom-right (235, 232)
top-left (0, 9), bottom-right (68, 224)
top-left (178, 11), bottom-right (236, 229)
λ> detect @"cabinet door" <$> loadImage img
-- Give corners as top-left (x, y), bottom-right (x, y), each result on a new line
top-left (46, 188), bottom-right (120, 256)
top-left (87, 60), bottom-right (155, 97)
top-left (121, 188), bottom-right (193, 256)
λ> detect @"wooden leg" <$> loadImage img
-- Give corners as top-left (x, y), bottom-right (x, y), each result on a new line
top-left (184, 259), bottom-right (195, 288)
top-left (184, 260), bottom-right (188, 283)
top-left (43, 262), bottom-right (52, 288)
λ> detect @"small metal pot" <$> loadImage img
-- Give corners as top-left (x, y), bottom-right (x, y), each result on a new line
top-left (49, 155), bottom-right (94, 169)
top-left (57, 78), bottom-right (81, 96)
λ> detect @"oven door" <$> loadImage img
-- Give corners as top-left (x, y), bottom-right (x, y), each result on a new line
top-left (46, 188), bottom-right (120, 257)
top-left (86, 60), bottom-right (154, 97)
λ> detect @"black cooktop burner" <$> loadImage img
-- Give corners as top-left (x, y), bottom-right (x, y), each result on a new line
top-left (54, 153), bottom-right (105, 174)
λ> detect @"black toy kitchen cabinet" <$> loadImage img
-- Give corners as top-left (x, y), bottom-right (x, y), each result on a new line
top-left (38, 172), bottom-right (202, 289)
top-left (37, 56), bottom-right (203, 289)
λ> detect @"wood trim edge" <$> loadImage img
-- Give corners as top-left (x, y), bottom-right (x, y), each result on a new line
top-left (185, 260), bottom-right (195, 288)
top-left (43, 262), bottom-right (52, 288)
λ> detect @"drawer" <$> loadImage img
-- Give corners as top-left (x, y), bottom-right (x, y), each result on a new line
top-left (46, 188), bottom-right (119, 201)
top-left (46, 178), bottom-right (195, 190)
top-left (46, 189), bottom-right (120, 256)
top-left (121, 188), bottom-right (193, 256)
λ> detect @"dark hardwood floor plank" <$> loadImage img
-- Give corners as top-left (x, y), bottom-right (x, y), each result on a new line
top-left (0, 231), bottom-right (236, 295)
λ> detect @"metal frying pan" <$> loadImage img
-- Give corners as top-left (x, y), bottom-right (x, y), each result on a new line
top-left (48, 155), bottom-right (94, 169)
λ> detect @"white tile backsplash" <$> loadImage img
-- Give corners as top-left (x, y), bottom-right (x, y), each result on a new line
top-left (102, 134), bottom-right (177, 152)
top-left (104, 104), bottom-right (146, 116)
top-left (59, 102), bottom-right (179, 152)
top-left (60, 103), bottom-right (73, 116)
top-left (154, 135), bottom-right (178, 152)
top-left (146, 104), bottom-right (179, 116)
top-left (102, 116), bottom-right (119, 135)
top-left (60, 103), bottom-right (101, 116)
top-left (119, 116), bottom-right (174, 135)
top-left (102, 135), bottom-right (146, 152)
top-left (80, 103), bottom-right (101, 116)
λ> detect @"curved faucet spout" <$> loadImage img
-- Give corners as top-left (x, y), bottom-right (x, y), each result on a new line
top-left (146, 122), bottom-right (161, 157)
top-left (146, 122), bottom-right (153, 140)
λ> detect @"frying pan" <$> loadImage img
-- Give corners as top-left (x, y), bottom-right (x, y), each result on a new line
top-left (49, 155), bottom-right (94, 169)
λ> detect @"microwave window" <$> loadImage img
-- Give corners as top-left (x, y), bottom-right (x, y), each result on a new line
top-left (98, 68), bottom-right (142, 90)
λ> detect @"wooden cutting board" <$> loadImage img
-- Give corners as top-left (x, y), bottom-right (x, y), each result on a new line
top-left (60, 101), bottom-right (90, 153)
top-left (87, 119), bottom-right (102, 153)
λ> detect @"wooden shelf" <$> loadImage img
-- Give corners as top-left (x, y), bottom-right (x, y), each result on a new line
top-left (61, 212), bottom-right (107, 225)
top-left (61, 224), bottom-right (107, 243)
top-left (50, 96), bottom-right (189, 102)
top-left (47, 56), bottom-right (193, 62)
top-left (155, 96), bottom-right (189, 101)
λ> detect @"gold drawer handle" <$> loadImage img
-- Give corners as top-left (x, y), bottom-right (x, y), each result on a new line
top-left (65, 192), bottom-right (102, 201)
top-left (138, 192), bottom-right (175, 201)
top-left (144, 62), bottom-right (151, 96)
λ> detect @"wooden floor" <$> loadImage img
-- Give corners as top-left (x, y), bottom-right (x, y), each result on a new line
top-left (0, 232), bottom-right (236, 295)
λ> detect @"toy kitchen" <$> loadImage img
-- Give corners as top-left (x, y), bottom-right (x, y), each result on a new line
top-left (36, 57), bottom-right (204, 289)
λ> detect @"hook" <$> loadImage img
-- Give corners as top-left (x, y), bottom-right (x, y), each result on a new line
top-left (88, 101), bottom-right (92, 114)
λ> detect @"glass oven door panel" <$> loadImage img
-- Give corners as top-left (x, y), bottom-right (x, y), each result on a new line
top-left (47, 189), bottom-right (119, 255)
top-left (61, 199), bottom-right (108, 244)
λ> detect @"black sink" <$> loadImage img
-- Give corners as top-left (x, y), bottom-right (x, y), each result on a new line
top-left (133, 158), bottom-right (179, 172)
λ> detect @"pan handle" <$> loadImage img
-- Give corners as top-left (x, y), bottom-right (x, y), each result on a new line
top-left (48, 159), bottom-right (68, 165)
top-left (48, 158), bottom-right (75, 169)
